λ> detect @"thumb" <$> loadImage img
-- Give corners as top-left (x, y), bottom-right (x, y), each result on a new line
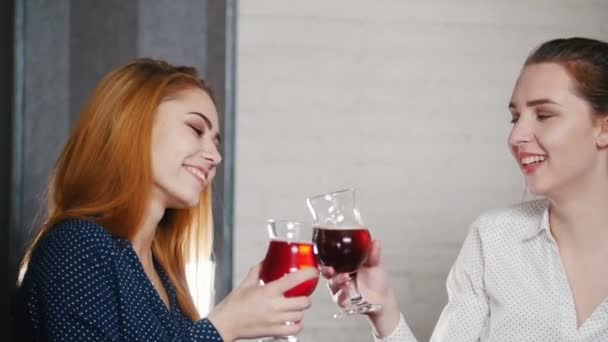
top-left (240, 263), bottom-right (262, 287)
top-left (364, 240), bottom-right (382, 267)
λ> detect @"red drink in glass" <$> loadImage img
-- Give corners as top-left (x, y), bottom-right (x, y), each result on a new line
top-left (312, 227), bottom-right (371, 273)
top-left (307, 189), bottom-right (381, 317)
top-left (260, 240), bottom-right (319, 297)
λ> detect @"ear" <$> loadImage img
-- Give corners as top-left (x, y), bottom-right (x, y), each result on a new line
top-left (597, 115), bottom-right (608, 148)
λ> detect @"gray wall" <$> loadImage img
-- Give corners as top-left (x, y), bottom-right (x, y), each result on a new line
top-left (9, 1), bottom-right (236, 337)
top-left (2, 0), bottom-right (15, 337)
top-left (234, 1), bottom-right (608, 341)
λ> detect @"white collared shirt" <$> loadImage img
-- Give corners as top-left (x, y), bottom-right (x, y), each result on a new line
top-left (375, 200), bottom-right (608, 342)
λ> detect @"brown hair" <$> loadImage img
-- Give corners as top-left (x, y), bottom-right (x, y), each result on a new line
top-left (525, 37), bottom-right (608, 116)
top-left (19, 58), bottom-right (217, 321)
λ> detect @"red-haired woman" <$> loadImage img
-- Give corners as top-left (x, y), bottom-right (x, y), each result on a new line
top-left (17, 59), bottom-right (318, 341)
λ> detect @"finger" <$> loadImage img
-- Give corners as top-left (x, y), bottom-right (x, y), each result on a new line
top-left (335, 287), bottom-right (353, 308)
top-left (269, 321), bottom-right (303, 337)
top-left (273, 310), bottom-right (305, 324)
top-left (240, 263), bottom-right (262, 287)
top-left (275, 296), bottom-right (312, 312)
top-left (268, 268), bottom-right (319, 294)
top-left (320, 266), bottom-right (335, 278)
top-left (329, 280), bottom-right (358, 308)
top-left (364, 240), bottom-right (382, 267)
top-left (327, 273), bottom-right (350, 295)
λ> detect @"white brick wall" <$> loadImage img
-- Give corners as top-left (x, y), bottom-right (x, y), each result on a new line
top-left (234, 1), bottom-right (607, 340)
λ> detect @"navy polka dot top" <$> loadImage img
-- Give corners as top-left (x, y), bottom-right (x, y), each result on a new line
top-left (18, 218), bottom-right (224, 341)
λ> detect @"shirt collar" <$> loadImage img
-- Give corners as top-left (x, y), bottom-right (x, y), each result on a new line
top-left (521, 200), bottom-right (551, 241)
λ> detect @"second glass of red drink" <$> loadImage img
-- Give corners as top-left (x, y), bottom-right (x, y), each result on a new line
top-left (306, 188), bottom-right (382, 318)
top-left (259, 220), bottom-right (319, 342)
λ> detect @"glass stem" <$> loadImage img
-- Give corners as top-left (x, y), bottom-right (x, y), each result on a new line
top-left (347, 272), bottom-right (364, 306)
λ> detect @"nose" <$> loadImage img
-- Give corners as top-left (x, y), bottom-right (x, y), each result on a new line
top-left (508, 117), bottom-right (534, 148)
top-left (201, 141), bottom-right (222, 166)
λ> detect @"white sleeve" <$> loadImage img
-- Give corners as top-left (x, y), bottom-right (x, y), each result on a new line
top-left (430, 217), bottom-right (489, 341)
top-left (373, 313), bottom-right (418, 342)
top-left (374, 217), bottom-right (489, 342)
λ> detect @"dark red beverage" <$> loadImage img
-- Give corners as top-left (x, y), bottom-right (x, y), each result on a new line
top-left (260, 240), bottom-right (319, 297)
top-left (312, 227), bottom-right (371, 273)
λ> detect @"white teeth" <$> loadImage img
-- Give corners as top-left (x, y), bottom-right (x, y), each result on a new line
top-left (185, 166), bottom-right (206, 182)
top-left (521, 156), bottom-right (546, 166)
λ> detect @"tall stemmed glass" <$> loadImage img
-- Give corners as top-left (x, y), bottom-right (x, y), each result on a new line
top-left (259, 220), bottom-right (319, 341)
top-left (306, 188), bottom-right (381, 318)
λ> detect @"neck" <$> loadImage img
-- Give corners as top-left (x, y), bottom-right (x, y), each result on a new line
top-left (548, 173), bottom-right (608, 251)
top-left (131, 193), bottom-right (166, 264)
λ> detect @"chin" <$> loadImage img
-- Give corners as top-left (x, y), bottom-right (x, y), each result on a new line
top-left (525, 180), bottom-right (551, 198)
top-left (181, 194), bottom-right (202, 208)
top-left (166, 191), bottom-right (202, 209)
top-left (527, 188), bottom-right (546, 197)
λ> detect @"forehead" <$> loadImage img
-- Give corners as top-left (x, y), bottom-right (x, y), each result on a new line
top-left (161, 87), bottom-right (219, 126)
top-left (511, 63), bottom-right (577, 103)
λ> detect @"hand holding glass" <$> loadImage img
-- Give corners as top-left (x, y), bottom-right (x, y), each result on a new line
top-left (259, 220), bottom-right (319, 341)
top-left (307, 188), bottom-right (381, 318)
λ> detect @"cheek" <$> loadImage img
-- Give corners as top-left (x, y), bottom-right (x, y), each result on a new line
top-left (152, 132), bottom-right (190, 172)
top-left (151, 142), bottom-right (181, 183)
top-left (151, 151), bottom-right (168, 185)
top-left (151, 128), bottom-right (172, 176)
top-left (541, 123), bottom-right (599, 174)
top-left (543, 122), bottom-right (589, 153)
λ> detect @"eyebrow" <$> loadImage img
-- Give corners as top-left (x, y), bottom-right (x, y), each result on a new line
top-left (188, 111), bottom-right (222, 144)
top-left (508, 98), bottom-right (559, 110)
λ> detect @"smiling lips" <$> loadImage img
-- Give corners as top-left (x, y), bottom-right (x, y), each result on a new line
top-left (184, 165), bottom-right (209, 185)
top-left (517, 152), bottom-right (547, 174)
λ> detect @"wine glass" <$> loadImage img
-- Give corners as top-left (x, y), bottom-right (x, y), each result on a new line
top-left (306, 188), bottom-right (381, 318)
top-left (259, 220), bottom-right (319, 342)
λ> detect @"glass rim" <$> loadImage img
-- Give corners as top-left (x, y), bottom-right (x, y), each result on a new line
top-left (266, 219), bottom-right (314, 243)
top-left (267, 218), bottom-right (304, 226)
top-left (266, 219), bottom-right (315, 227)
top-left (305, 187), bottom-right (356, 202)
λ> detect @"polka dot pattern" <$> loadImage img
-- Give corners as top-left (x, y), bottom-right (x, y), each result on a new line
top-left (19, 218), bottom-right (224, 341)
top-left (376, 200), bottom-right (608, 341)
top-left (372, 313), bottom-right (416, 341)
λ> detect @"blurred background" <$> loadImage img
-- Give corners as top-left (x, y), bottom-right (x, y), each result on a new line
top-left (3, 1), bottom-right (607, 341)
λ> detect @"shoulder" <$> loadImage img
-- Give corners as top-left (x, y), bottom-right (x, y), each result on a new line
top-left (477, 199), bottom-right (547, 222)
top-left (451, 200), bottom-right (548, 276)
top-left (471, 199), bottom-right (548, 245)
top-left (27, 218), bottom-right (123, 280)
top-left (39, 218), bottom-right (119, 254)
top-left (21, 219), bottom-right (125, 334)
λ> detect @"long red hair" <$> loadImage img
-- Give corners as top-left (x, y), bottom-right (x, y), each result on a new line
top-left (18, 58), bottom-right (216, 321)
